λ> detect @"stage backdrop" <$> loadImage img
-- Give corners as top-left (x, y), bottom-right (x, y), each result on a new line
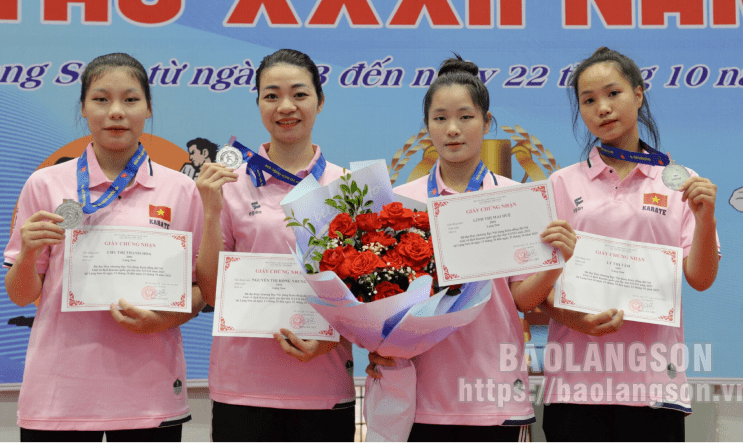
top-left (1, 0), bottom-right (741, 384)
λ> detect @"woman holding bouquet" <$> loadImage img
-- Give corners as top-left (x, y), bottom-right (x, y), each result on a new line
top-left (195, 49), bottom-right (356, 442)
top-left (368, 55), bottom-right (576, 442)
top-left (537, 47), bottom-right (719, 442)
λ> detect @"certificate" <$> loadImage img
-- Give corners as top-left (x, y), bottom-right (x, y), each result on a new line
top-left (62, 226), bottom-right (192, 312)
top-left (428, 179), bottom-right (564, 285)
top-left (213, 252), bottom-right (340, 341)
top-left (554, 231), bottom-right (683, 327)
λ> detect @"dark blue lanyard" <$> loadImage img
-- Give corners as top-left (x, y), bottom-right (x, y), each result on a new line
top-left (76, 144), bottom-right (146, 214)
top-left (598, 140), bottom-right (669, 166)
top-left (231, 140), bottom-right (326, 187)
top-left (427, 160), bottom-right (494, 198)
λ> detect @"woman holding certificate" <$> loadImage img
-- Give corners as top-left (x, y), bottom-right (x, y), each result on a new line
top-left (3, 53), bottom-right (204, 441)
top-left (367, 55), bottom-right (576, 442)
top-left (195, 49), bottom-right (355, 442)
top-left (539, 47), bottom-right (720, 441)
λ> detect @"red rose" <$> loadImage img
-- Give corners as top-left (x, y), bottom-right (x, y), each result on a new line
top-left (329, 213), bottom-right (357, 239)
top-left (379, 202), bottom-right (415, 231)
top-left (374, 281), bottom-right (404, 301)
top-left (396, 232), bottom-right (434, 272)
top-left (361, 230), bottom-right (397, 247)
top-left (345, 250), bottom-right (386, 279)
top-left (413, 211), bottom-right (430, 232)
top-left (381, 248), bottom-right (405, 269)
top-left (319, 245), bottom-right (357, 280)
top-left (356, 212), bottom-right (383, 232)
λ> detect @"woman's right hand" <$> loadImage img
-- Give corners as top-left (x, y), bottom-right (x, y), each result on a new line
top-left (19, 211), bottom-right (65, 262)
top-left (366, 351), bottom-right (397, 379)
top-left (195, 163), bottom-right (239, 217)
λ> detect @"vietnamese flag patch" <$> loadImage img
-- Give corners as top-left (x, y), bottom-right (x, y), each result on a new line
top-left (643, 193), bottom-right (668, 208)
top-left (149, 205), bottom-right (172, 222)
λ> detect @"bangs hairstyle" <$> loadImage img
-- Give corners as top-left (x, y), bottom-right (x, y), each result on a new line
top-left (255, 49), bottom-right (324, 105)
top-left (423, 54), bottom-right (493, 130)
top-left (567, 46), bottom-right (660, 159)
top-left (80, 53), bottom-right (151, 111)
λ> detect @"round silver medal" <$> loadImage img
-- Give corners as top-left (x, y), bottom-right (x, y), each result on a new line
top-left (216, 145), bottom-right (243, 169)
top-left (55, 200), bottom-right (84, 230)
top-left (661, 163), bottom-right (691, 191)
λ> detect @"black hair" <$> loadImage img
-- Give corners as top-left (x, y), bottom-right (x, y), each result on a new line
top-left (254, 49), bottom-right (324, 105)
top-left (568, 46), bottom-right (660, 159)
top-left (423, 54), bottom-right (492, 129)
top-left (186, 137), bottom-right (219, 162)
top-left (80, 53), bottom-right (151, 111)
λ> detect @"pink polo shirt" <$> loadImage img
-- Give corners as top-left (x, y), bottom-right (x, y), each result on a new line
top-left (543, 147), bottom-right (720, 412)
top-left (209, 144), bottom-right (355, 410)
top-left (393, 164), bottom-right (535, 426)
top-left (3, 143), bottom-right (203, 431)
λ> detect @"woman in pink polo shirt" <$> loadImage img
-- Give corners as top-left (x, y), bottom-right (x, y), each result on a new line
top-left (539, 47), bottom-right (720, 441)
top-left (195, 49), bottom-right (355, 442)
top-left (367, 55), bottom-right (577, 442)
top-left (3, 53), bottom-right (204, 441)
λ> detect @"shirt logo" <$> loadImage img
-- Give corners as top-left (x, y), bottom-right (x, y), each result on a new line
top-left (573, 196), bottom-right (584, 213)
top-left (642, 193), bottom-right (668, 216)
top-left (249, 201), bottom-right (262, 216)
top-left (173, 379), bottom-right (183, 395)
top-left (149, 204), bottom-right (172, 228)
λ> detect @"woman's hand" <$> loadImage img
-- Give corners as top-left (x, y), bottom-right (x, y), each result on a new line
top-left (680, 176), bottom-right (716, 223)
top-left (541, 220), bottom-right (577, 262)
top-left (365, 351), bottom-right (397, 379)
top-left (195, 163), bottom-right (238, 218)
top-left (19, 211), bottom-right (65, 262)
top-left (273, 328), bottom-right (337, 362)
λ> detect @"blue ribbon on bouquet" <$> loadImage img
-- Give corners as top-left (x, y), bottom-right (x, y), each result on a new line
top-left (231, 139), bottom-right (326, 187)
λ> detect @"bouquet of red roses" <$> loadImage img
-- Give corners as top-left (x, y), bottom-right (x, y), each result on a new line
top-left (281, 160), bottom-right (490, 442)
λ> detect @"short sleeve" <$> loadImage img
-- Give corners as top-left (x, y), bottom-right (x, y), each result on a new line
top-left (3, 172), bottom-right (52, 274)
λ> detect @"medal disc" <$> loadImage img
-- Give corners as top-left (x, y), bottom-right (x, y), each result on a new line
top-left (216, 145), bottom-right (243, 169)
top-left (55, 200), bottom-right (84, 230)
top-left (661, 163), bottom-right (691, 190)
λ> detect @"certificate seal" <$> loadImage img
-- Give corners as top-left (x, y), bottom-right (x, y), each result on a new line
top-left (661, 163), bottom-right (690, 191)
top-left (290, 314), bottom-right (305, 330)
top-left (628, 299), bottom-right (643, 313)
top-left (141, 286), bottom-right (157, 301)
top-left (55, 200), bottom-right (83, 230)
top-left (514, 248), bottom-right (530, 265)
top-left (216, 145), bottom-right (243, 170)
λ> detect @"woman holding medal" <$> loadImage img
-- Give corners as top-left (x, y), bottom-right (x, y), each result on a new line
top-left (538, 47), bottom-right (720, 441)
top-left (3, 53), bottom-right (204, 441)
top-left (194, 49), bottom-right (356, 442)
top-left (366, 55), bottom-right (576, 442)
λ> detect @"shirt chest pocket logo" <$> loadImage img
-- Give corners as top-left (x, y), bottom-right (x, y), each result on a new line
top-left (149, 204), bottom-right (172, 229)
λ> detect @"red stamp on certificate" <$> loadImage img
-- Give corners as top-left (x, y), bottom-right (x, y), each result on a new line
top-left (141, 286), bottom-right (157, 301)
top-left (290, 314), bottom-right (305, 330)
top-left (514, 248), bottom-right (530, 265)
top-left (629, 299), bottom-right (643, 313)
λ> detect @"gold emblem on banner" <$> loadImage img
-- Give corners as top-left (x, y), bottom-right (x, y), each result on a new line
top-left (389, 125), bottom-right (561, 185)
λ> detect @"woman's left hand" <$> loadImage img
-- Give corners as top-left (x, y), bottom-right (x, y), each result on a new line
top-left (680, 177), bottom-right (717, 223)
top-left (541, 220), bottom-right (577, 262)
top-left (274, 328), bottom-right (337, 362)
top-left (109, 298), bottom-right (168, 334)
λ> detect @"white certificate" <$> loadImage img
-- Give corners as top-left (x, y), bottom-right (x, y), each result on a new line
top-left (213, 252), bottom-right (340, 341)
top-left (61, 226), bottom-right (192, 312)
top-left (554, 231), bottom-right (683, 327)
top-left (428, 179), bottom-right (564, 285)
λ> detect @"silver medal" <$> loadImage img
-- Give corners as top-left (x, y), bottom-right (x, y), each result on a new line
top-left (55, 200), bottom-right (84, 230)
top-left (216, 145), bottom-right (243, 170)
top-left (661, 163), bottom-right (690, 191)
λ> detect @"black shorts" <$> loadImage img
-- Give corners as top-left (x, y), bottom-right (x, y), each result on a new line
top-left (211, 401), bottom-right (356, 442)
top-left (543, 403), bottom-right (685, 442)
top-left (20, 425), bottom-right (182, 442)
top-left (407, 422), bottom-right (527, 442)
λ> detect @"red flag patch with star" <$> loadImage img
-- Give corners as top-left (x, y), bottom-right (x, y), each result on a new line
top-left (149, 205), bottom-right (172, 222)
top-left (643, 193), bottom-right (668, 208)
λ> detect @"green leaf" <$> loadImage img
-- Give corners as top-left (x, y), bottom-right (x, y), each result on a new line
top-left (307, 222), bottom-right (315, 234)
top-left (364, 200), bottom-right (374, 207)
top-left (340, 184), bottom-right (351, 194)
top-left (363, 184), bottom-right (369, 196)
top-left (335, 231), bottom-right (344, 239)
top-left (286, 222), bottom-right (301, 227)
top-left (351, 182), bottom-right (359, 194)
top-left (302, 218), bottom-right (310, 226)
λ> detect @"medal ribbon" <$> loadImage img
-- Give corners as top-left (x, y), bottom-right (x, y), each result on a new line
top-left (77, 143), bottom-right (146, 214)
top-left (598, 140), bottom-right (670, 166)
top-left (427, 160), bottom-right (489, 198)
top-left (231, 140), bottom-right (326, 187)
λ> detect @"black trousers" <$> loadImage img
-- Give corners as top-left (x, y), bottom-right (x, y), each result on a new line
top-left (20, 425), bottom-right (182, 442)
top-left (407, 422), bottom-right (525, 442)
top-left (211, 401), bottom-right (356, 442)
top-left (543, 403), bottom-right (685, 442)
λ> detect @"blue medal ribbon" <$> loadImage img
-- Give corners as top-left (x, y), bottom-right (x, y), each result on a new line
top-left (231, 140), bottom-right (326, 187)
top-left (598, 140), bottom-right (670, 166)
top-left (76, 143), bottom-right (146, 214)
top-left (427, 160), bottom-right (491, 198)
